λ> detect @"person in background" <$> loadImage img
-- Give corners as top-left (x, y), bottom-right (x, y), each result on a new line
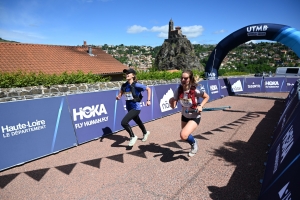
top-left (169, 70), bottom-right (209, 157)
top-left (116, 68), bottom-right (151, 146)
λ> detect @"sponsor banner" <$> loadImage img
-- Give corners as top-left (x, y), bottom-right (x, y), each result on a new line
top-left (66, 91), bottom-right (115, 144)
top-left (0, 97), bottom-right (77, 171)
top-left (263, 77), bottom-right (287, 92)
top-left (114, 86), bottom-right (159, 132)
top-left (227, 77), bottom-right (245, 94)
top-left (261, 108), bottom-right (300, 194)
top-left (272, 94), bottom-right (300, 144)
top-left (154, 84), bottom-right (182, 118)
top-left (207, 79), bottom-right (221, 101)
top-left (142, 86), bottom-right (163, 121)
top-left (218, 78), bottom-right (230, 97)
top-left (112, 89), bottom-right (131, 132)
top-left (259, 155), bottom-right (300, 200)
top-left (198, 80), bottom-right (209, 93)
top-left (285, 78), bottom-right (299, 108)
top-left (244, 77), bottom-right (263, 93)
top-left (286, 77), bottom-right (299, 92)
top-left (198, 80), bottom-right (210, 103)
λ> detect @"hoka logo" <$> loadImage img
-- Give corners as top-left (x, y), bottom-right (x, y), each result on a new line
top-left (73, 104), bottom-right (107, 121)
top-left (265, 81), bottom-right (279, 86)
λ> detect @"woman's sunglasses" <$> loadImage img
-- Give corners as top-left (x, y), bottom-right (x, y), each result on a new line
top-left (181, 77), bottom-right (189, 80)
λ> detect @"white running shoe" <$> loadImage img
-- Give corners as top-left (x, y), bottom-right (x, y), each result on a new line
top-left (142, 131), bottom-right (150, 142)
top-left (188, 139), bottom-right (198, 157)
top-left (128, 135), bottom-right (138, 146)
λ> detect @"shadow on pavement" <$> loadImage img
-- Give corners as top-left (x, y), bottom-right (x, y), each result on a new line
top-left (138, 143), bottom-right (189, 162)
top-left (207, 100), bottom-right (285, 200)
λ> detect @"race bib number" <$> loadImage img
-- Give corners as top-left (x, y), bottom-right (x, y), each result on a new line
top-left (180, 98), bottom-right (193, 108)
top-left (124, 92), bottom-right (134, 100)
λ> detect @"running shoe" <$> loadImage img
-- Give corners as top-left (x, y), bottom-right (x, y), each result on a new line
top-left (128, 135), bottom-right (138, 146)
top-left (188, 139), bottom-right (198, 157)
top-left (142, 131), bottom-right (150, 142)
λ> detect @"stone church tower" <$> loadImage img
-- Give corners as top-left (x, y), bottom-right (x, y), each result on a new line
top-left (168, 19), bottom-right (174, 39)
top-left (154, 19), bottom-right (203, 71)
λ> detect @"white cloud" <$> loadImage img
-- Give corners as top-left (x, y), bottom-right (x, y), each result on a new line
top-left (181, 25), bottom-right (204, 38)
top-left (213, 29), bottom-right (227, 34)
top-left (158, 32), bottom-right (168, 38)
top-left (127, 24), bottom-right (204, 39)
top-left (127, 25), bottom-right (148, 33)
top-left (150, 25), bottom-right (168, 33)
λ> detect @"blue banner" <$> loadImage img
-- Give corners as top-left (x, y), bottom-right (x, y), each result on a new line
top-left (114, 86), bottom-right (160, 131)
top-left (66, 91), bottom-right (115, 144)
top-left (227, 77), bottom-right (245, 94)
top-left (261, 106), bottom-right (300, 194)
top-left (0, 97), bottom-right (77, 171)
top-left (259, 155), bottom-right (300, 200)
top-left (207, 79), bottom-right (222, 101)
top-left (198, 80), bottom-right (209, 94)
top-left (218, 78), bottom-right (230, 97)
top-left (285, 78), bottom-right (299, 108)
top-left (244, 77), bottom-right (264, 93)
top-left (286, 77), bottom-right (299, 92)
top-left (263, 77), bottom-right (287, 92)
top-left (154, 84), bottom-right (182, 118)
top-left (272, 92), bottom-right (300, 144)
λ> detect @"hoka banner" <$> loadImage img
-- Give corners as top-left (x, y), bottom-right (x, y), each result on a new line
top-left (207, 79), bottom-right (221, 101)
top-left (0, 97), bottom-right (77, 171)
top-left (66, 91), bottom-right (115, 144)
top-left (244, 77), bottom-right (263, 93)
top-left (263, 77), bottom-right (287, 92)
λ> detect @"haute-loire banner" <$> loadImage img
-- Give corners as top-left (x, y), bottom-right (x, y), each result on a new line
top-left (0, 97), bottom-right (77, 171)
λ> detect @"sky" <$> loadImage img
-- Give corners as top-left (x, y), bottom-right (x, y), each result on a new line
top-left (0, 0), bottom-right (299, 47)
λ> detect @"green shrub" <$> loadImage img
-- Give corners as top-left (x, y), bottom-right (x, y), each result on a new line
top-left (0, 70), bottom-right (109, 88)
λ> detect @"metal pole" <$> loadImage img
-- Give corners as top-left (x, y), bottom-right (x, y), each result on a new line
top-left (185, 106), bottom-right (231, 113)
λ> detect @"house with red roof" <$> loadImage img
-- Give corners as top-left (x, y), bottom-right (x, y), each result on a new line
top-left (0, 41), bottom-right (128, 81)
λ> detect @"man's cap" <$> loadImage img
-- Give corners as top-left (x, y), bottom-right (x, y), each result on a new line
top-left (123, 68), bottom-right (136, 74)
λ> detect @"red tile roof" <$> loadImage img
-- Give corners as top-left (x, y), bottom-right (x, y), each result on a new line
top-left (0, 42), bottom-right (127, 75)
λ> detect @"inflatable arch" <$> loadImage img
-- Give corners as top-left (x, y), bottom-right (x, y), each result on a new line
top-left (205, 23), bottom-right (300, 80)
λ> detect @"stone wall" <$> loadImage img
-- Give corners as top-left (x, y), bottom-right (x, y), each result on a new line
top-left (0, 79), bottom-right (181, 103)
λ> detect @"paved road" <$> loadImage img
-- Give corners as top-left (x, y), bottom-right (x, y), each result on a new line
top-left (0, 93), bottom-right (288, 200)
